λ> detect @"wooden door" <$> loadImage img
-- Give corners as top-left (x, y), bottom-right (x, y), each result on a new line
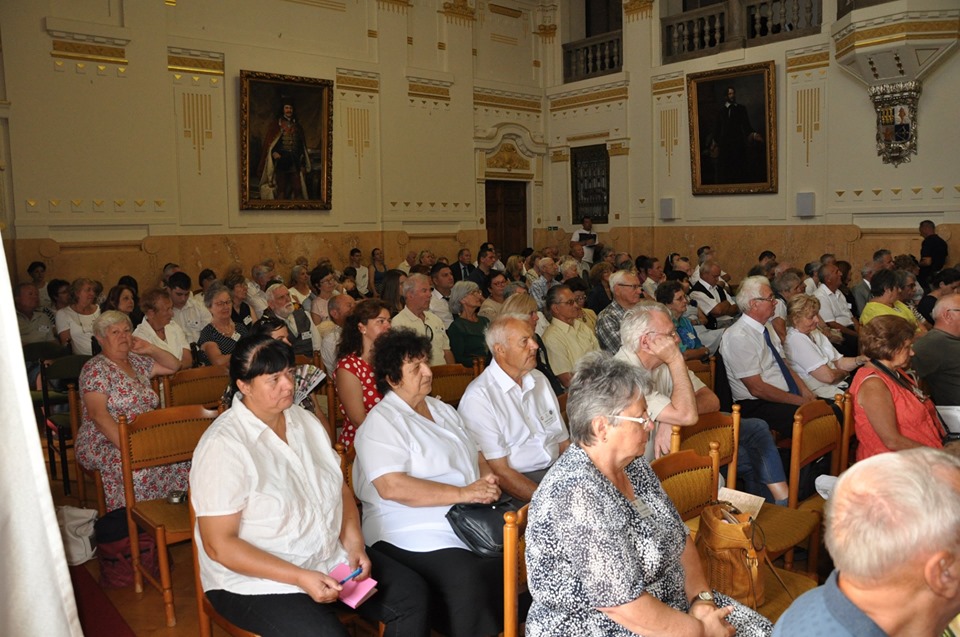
top-left (485, 180), bottom-right (528, 258)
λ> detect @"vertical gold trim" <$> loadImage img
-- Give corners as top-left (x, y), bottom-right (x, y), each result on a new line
top-left (660, 109), bottom-right (679, 177)
top-left (346, 107), bottom-right (371, 178)
top-left (182, 92), bottom-right (212, 175)
top-left (796, 87), bottom-right (821, 167)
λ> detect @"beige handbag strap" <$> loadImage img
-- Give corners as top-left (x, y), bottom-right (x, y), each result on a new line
top-left (763, 552), bottom-right (795, 600)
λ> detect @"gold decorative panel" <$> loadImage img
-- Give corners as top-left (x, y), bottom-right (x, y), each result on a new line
top-left (486, 143), bottom-right (530, 171)
top-left (337, 72), bottom-right (380, 94)
top-left (378, 0), bottom-right (412, 12)
top-left (551, 149), bottom-right (569, 162)
top-left (623, 0), bottom-right (654, 21)
top-left (51, 40), bottom-right (127, 65)
top-left (441, 0), bottom-right (476, 24)
top-left (489, 4), bottom-right (521, 18)
top-left (168, 55), bottom-right (224, 76)
top-left (473, 91), bottom-right (541, 113)
top-left (550, 87), bottom-right (628, 112)
top-left (283, 0), bottom-right (348, 10)
top-left (182, 93), bottom-right (213, 176)
top-left (786, 51), bottom-right (829, 73)
top-left (535, 24), bottom-right (557, 42)
top-left (346, 107), bottom-right (371, 177)
top-left (659, 109), bottom-right (679, 176)
top-left (795, 87), bottom-right (821, 167)
top-left (608, 143), bottom-right (628, 157)
top-left (408, 83), bottom-right (450, 101)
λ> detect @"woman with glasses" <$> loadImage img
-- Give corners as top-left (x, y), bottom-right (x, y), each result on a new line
top-left (223, 271), bottom-right (258, 329)
top-left (448, 281), bottom-right (490, 368)
top-left (308, 265), bottom-right (340, 325)
top-left (479, 271), bottom-right (508, 322)
top-left (524, 352), bottom-right (771, 637)
top-left (198, 282), bottom-right (249, 366)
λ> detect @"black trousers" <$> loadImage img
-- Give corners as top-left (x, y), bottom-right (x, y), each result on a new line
top-left (207, 544), bottom-right (430, 637)
top-left (373, 541), bottom-right (503, 637)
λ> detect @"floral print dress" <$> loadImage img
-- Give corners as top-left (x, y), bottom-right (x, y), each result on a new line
top-left (335, 354), bottom-right (382, 448)
top-left (76, 353), bottom-right (190, 512)
top-left (525, 444), bottom-right (772, 637)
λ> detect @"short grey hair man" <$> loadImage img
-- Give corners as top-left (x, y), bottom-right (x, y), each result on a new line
top-left (618, 301), bottom-right (671, 354)
top-left (774, 448), bottom-right (960, 637)
top-left (734, 275), bottom-right (771, 313)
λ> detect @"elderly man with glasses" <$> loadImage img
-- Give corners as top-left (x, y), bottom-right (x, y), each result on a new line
top-left (541, 284), bottom-right (600, 389)
top-left (720, 276), bottom-right (818, 440)
top-left (595, 269), bottom-right (644, 353)
top-left (390, 273), bottom-right (455, 366)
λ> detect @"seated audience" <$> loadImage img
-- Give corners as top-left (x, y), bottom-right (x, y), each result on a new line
top-left (784, 295), bottom-right (863, 398)
top-left (56, 278), bottom-right (102, 355)
top-left (76, 311), bottom-right (182, 512)
top-left (458, 314), bottom-right (569, 501)
top-left (262, 282), bottom-right (318, 358)
top-left (47, 278), bottom-right (71, 313)
top-left (802, 261), bottom-right (819, 294)
top-left (542, 285), bottom-right (600, 388)
top-left (379, 269), bottom-right (407, 316)
top-left (191, 335), bottom-right (428, 637)
top-left (335, 299), bottom-right (391, 448)
top-left (133, 288), bottom-right (192, 369)
top-left (198, 268), bottom-right (217, 295)
top-left (392, 274), bottom-right (454, 366)
top-left (637, 255), bottom-right (664, 299)
top-left (396, 249), bottom-right (417, 274)
top-left (320, 293), bottom-right (355, 374)
top-left (656, 280), bottom-right (709, 361)
top-left (690, 260), bottom-right (739, 330)
top-left (586, 261), bottom-right (614, 314)
top-left (223, 270), bottom-right (258, 329)
top-left (102, 284), bottom-right (140, 325)
top-left (503, 254), bottom-right (524, 283)
top-left (245, 262), bottom-right (274, 317)
top-left (595, 269), bottom-right (644, 353)
top-left (770, 271), bottom-right (808, 343)
top-left (849, 315), bottom-right (944, 461)
top-left (859, 269), bottom-right (926, 334)
top-left (773, 448), bottom-right (960, 637)
top-left (565, 277), bottom-right (597, 331)
top-left (16, 282), bottom-right (57, 345)
top-left (168, 271), bottom-right (211, 345)
top-left (720, 276), bottom-right (818, 439)
top-left (308, 265), bottom-right (340, 325)
top-left (852, 260), bottom-right (875, 318)
top-left (467, 247), bottom-right (498, 295)
top-left (287, 264), bottom-right (312, 308)
top-left (353, 329), bottom-right (505, 637)
top-left (447, 281), bottom-right (489, 368)
top-left (198, 282), bottom-right (249, 367)
top-left (529, 257), bottom-right (559, 310)
top-left (28, 261), bottom-right (50, 307)
top-left (478, 271), bottom-right (508, 322)
top-left (428, 263), bottom-right (455, 328)
top-left (502, 293), bottom-right (563, 395)
top-left (347, 247), bottom-right (371, 297)
top-left (916, 267), bottom-right (960, 324)
top-left (814, 263), bottom-right (860, 356)
top-left (912, 294), bottom-right (960, 406)
top-left (897, 269), bottom-right (930, 329)
top-left (525, 352), bottom-right (772, 637)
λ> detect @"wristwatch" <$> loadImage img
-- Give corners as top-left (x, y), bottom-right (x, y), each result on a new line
top-left (691, 590), bottom-right (715, 607)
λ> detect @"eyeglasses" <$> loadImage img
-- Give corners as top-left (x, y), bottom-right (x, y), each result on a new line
top-left (606, 413), bottom-right (654, 431)
top-left (554, 299), bottom-right (578, 306)
top-left (424, 324), bottom-right (434, 341)
top-left (646, 330), bottom-right (678, 339)
top-left (616, 283), bottom-right (642, 289)
top-left (752, 296), bottom-right (776, 304)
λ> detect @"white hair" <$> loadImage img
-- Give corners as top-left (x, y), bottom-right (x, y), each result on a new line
top-left (826, 448), bottom-right (960, 580)
top-left (400, 273), bottom-right (428, 298)
top-left (735, 275), bottom-right (771, 313)
top-left (619, 302), bottom-right (672, 353)
top-left (609, 269), bottom-right (635, 289)
top-left (484, 313), bottom-right (530, 353)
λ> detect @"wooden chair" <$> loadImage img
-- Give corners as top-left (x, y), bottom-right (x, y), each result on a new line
top-left (687, 355), bottom-right (716, 392)
top-left (40, 354), bottom-right (90, 494)
top-left (429, 358), bottom-right (483, 407)
top-left (118, 405), bottom-right (218, 626)
top-left (162, 365), bottom-right (230, 408)
top-left (838, 392), bottom-right (855, 471)
top-left (189, 499), bottom-right (262, 637)
top-left (24, 341), bottom-right (69, 434)
top-left (502, 503), bottom-right (529, 637)
top-left (670, 404), bottom-right (741, 490)
top-left (651, 443), bottom-right (817, 623)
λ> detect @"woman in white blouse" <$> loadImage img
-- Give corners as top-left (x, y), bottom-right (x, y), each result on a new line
top-left (190, 334), bottom-right (429, 637)
top-left (132, 288), bottom-right (192, 369)
top-left (354, 328), bottom-right (505, 637)
top-left (784, 295), bottom-right (864, 399)
top-left (56, 278), bottom-right (101, 355)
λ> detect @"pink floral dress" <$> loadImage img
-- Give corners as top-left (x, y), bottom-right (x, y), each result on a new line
top-left (336, 354), bottom-right (382, 448)
top-left (76, 353), bottom-right (190, 511)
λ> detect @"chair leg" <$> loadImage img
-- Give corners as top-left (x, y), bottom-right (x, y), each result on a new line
top-left (198, 596), bottom-right (213, 637)
top-left (46, 426), bottom-right (57, 479)
top-left (58, 428), bottom-right (71, 496)
top-left (807, 514), bottom-right (822, 581)
top-left (130, 524), bottom-right (144, 594)
top-left (75, 460), bottom-right (87, 507)
top-left (156, 527), bottom-right (177, 627)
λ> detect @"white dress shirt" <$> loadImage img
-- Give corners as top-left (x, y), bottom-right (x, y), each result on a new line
top-left (430, 289), bottom-right (454, 328)
top-left (814, 283), bottom-right (854, 327)
top-left (172, 294), bottom-right (212, 344)
top-left (720, 314), bottom-right (791, 401)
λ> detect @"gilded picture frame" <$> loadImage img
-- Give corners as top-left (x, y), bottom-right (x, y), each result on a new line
top-left (240, 70), bottom-right (333, 209)
top-left (687, 61), bottom-right (777, 195)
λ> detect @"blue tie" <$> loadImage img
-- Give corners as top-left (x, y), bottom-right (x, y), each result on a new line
top-left (763, 328), bottom-right (801, 395)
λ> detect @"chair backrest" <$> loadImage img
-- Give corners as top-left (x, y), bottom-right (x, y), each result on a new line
top-left (163, 366), bottom-right (230, 408)
top-left (670, 404), bottom-right (740, 489)
top-left (118, 405), bottom-right (218, 478)
top-left (429, 364), bottom-right (479, 407)
top-left (189, 498), bottom-right (262, 637)
top-left (837, 392), bottom-right (855, 471)
top-left (502, 503), bottom-right (530, 637)
top-left (651, 442), bottom-right (720, 522)
top-left (687, 356), bottom-right (716, 392)
top-left (787, 398), bottom-right (842, 508)
top-left (41, 355), bottom-right (91, 412)
top-left (334, 442), bottom-right (357, 492)
top-left (23, 341), bottom-right (69, 365)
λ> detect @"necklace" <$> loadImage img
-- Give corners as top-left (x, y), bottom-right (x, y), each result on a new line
top-left (870, 359), bottom-right (928, 402)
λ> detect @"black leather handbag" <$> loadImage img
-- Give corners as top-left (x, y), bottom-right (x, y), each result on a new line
top-left (445, 498), bottom-right (518, 558)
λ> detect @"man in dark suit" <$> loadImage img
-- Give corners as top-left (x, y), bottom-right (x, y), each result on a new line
top-left (712, 86), bottom-right (764, 184)
top-left (452, 248), bottom-right (476, 282)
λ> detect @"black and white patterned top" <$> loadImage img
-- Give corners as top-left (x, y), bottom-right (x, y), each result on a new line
top-left (197, 322), bottom-right (248, 366)
top-left (525, 444), bottom-right (772, 637)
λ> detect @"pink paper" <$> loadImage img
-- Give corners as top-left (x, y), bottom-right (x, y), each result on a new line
top-left (329, 563), bottom-right (378, 609)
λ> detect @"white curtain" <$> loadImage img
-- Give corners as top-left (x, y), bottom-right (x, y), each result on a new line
top-left (0, 243), bottom-right (82, 636)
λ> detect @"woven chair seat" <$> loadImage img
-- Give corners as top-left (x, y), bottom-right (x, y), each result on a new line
top-left (753, 504), bottom-right (819, 556)
top-left (131, 500), bottom-right (192, 540)
top-left (756, 565), bottom-right (817, 623)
